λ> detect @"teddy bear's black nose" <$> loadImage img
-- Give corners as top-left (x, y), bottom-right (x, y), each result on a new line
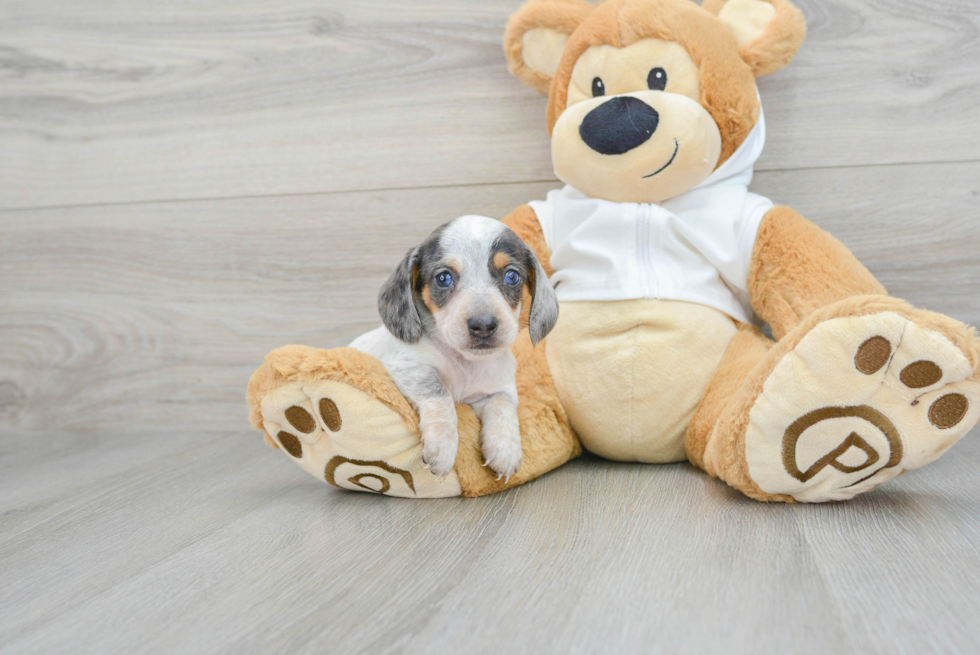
top-left (579, 96), bottom-right (660, 155)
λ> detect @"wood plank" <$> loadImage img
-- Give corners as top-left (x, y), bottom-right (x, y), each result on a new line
top-left (1, 0), bottom-right (978, 208)
top-left (0, 435), bottom-right (853, 653)
top-left (0, 429), bottom-right (308, 648)
top-left (1, 428), bottom-right (978, 653)
top-left (2, 1), bottom-right (978, 652)
top-left (2, 162), bottom-right (978, 436)
top-left (793, 436), bottom-right (980, 654)
top-left (0, 429), bottom-right (236, 538)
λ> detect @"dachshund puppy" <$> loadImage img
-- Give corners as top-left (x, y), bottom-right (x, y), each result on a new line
top-left (350, 215), bottom-right (559, 480)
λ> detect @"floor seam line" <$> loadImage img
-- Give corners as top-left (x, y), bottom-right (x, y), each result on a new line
top-left (3, 157), bottom-right (979, 214)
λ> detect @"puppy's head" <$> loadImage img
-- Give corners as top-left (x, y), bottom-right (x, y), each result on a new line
top-left (378, 215), bottom-right (558, 358)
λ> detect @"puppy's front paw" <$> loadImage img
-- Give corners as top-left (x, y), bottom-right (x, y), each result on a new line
top-left (421, 427), bottom-right (459, 479)
top-left (481, 423), bottom-right (523, 481)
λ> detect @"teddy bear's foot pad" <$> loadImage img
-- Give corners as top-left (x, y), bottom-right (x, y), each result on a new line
top-left (260, 379), bottom-right (461, 498)
top-left (745, 311), bottom-right (980, 502)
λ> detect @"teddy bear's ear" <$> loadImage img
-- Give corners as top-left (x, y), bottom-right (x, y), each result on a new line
top-left (503, 0), bottom-right (595, 95)
top-left (702, 0), bottom-right (806, 77)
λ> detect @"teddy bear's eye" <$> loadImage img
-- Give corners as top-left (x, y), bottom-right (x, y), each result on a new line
top-left (591, 77), bottom-right (605, 97)
top-left (647, 67), bottom-right (667, 91)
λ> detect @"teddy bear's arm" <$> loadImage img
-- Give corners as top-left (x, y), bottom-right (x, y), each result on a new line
top-left (748, 206), bottom-right (887, 341)
top-left (502, 204), bottom-right (553, 277)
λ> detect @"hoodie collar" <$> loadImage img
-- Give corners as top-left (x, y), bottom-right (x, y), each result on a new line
top-left (692, 101), bottom-right (766, 191)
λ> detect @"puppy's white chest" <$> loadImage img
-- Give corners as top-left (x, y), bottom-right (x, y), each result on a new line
top-left (443, 352), bottom-right (517, 404)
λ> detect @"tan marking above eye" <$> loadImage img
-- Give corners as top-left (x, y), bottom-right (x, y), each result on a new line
top-left (284, 405), bottom-right (316, 433)
top-left (567, 38), bottom-right (701, 107)
top-left (854, 336), bottom-right (891, 375)
top-left (929, 394), bottom-right (969, 429)
top-left (900, 360), bottom-right (943, 389)
top-left (493, 252), bottom-right (510, 269)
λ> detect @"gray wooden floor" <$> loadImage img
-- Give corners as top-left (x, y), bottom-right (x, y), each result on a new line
top-left (2, 0), bottom-right (980, 653)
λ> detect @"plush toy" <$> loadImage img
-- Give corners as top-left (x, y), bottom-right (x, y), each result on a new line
top-left (247, 0), bottom-right (980, 502)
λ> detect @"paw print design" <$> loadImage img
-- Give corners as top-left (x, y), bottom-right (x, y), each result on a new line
top-left (259, 379), bottom-right (461, 498)
top-left (745, 311), bottom-right (980, 502)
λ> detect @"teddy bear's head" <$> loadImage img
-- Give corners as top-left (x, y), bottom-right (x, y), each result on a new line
top-left (504, 0), bottom-right (806, 203)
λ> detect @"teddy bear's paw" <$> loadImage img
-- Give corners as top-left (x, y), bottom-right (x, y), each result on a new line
top-left (260, 379), bottom-right (462, 498)
top-left (744, 311), bottom-right (980, 502)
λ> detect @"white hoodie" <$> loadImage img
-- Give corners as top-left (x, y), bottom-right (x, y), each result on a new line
top-left (528, 108), bottom-right (773, 323)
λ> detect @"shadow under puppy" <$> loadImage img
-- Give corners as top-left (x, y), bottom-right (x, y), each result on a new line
top-left (350, 215), bottom-right (559, 480)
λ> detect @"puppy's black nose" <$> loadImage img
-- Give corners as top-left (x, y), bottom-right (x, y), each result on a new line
top-left (468, 316), bottom-right (498, 339)
top-left (579, 96), bottom-right (659, 155)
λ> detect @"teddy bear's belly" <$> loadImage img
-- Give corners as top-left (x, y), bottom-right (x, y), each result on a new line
top-left (545, 299), bottom-right (738, 463)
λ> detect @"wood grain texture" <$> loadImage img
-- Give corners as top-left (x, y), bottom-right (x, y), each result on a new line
top-left (1, 0), bottom-right (979, 208)
top-left (2, 0), bottom-right (980, 652)
top-left (2, 163), bottom-right (979, 435)
top-left (1, 430), bottom-right (978, 654)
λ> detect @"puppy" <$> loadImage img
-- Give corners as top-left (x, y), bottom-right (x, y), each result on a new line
top-left (349, 215), bottom-right (559, 480)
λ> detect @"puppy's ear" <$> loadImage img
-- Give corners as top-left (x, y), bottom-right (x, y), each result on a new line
top-left (522, 246), bottom-right (559, 346)
top-left (503, 0), bottom-right (594, 95)
top-left (704, 0), bottom-right (806, 77)
top-left (378, 246), bottom-right (424, 344)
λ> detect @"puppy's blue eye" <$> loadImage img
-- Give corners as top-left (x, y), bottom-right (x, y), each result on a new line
top-left (435, 272), bottom-right (454, 288)
top-left (503, 270), bottom-right (521, 286)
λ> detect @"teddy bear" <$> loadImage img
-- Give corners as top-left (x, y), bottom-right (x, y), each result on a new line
top-left (247, 0), bottom-right (980, 503)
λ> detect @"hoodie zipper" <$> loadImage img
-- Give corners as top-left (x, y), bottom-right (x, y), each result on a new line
top-left (637, 203), bottom-right (656, 297)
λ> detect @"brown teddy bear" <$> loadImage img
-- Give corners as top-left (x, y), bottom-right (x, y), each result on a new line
top-left (247, 0), bottom-right (980, 502)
